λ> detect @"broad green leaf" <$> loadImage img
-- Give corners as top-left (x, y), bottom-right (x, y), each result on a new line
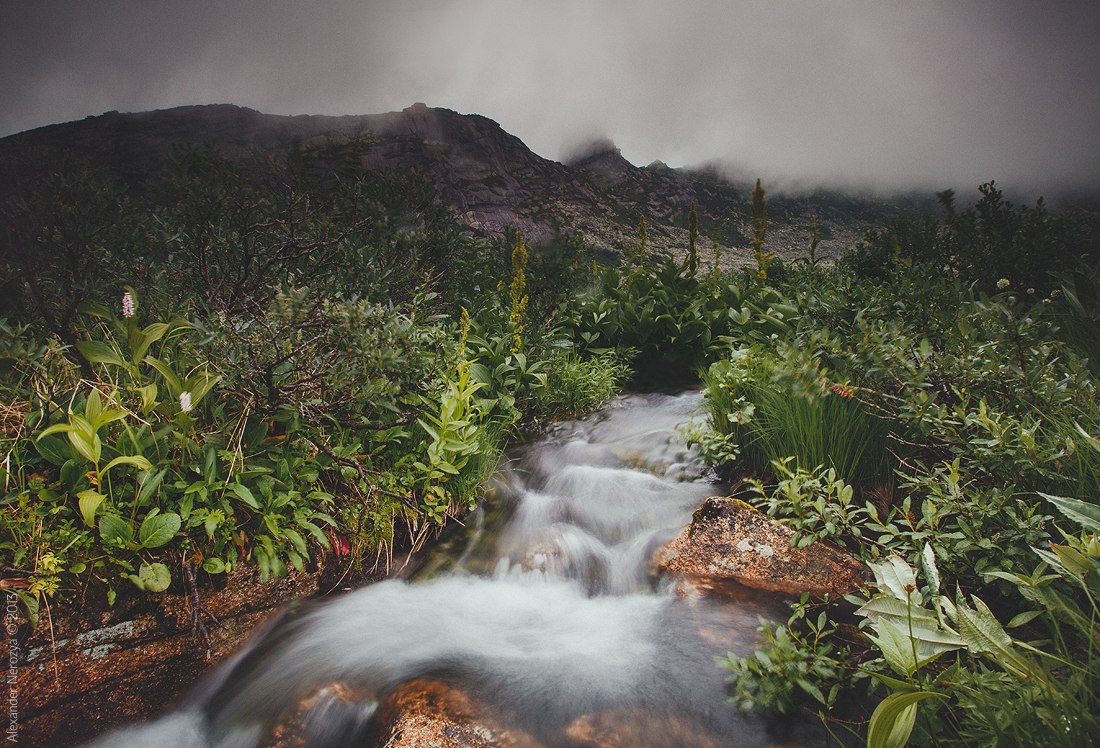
top-left (90, 407), bottom-right (128, 433)
top-left (185, 372), bottom-right (220, 408)
top-left (202, 557), bottom-right (226, 574)
top-left (921, 543), bottom-right (940, 595)
top-left (134, 562), bottom-right (172, 592)
top-left (298, 519), bottom-right (332, 548)
top-left (138, 511), bottom-right (181, 548)
top-left (144, 355), bottom-right (182, 394)
top-left (417, 418), bottom-right (440, 442)
top-left (101, 454), bottom-right (154, 477)
top-left (868, 621), bottom-right (923, 676)
top-left (76, 489), bottom-right (107, 526)
top-left (76, 340), bottom-right (127, 368)
top-left (1050, 543), bottom-right (1096, 576)
top-left (228, 483), bottom-right (260, 509)
top-left (1039, 492), bottom-right (1100, 534)
top-left (37, 422), bottom-right (76, 439)
top-left (85, 390), bottom-right (104, 423)
top-left (867, 691), bottom-right (944, 748)
top-left (59, 459), bottom-right (85, 489)
top-left (131, 322), bottom-right (171, 361)
top-left (867, 670), bottom-right (922, 693)
top-left (98, 513), bottom-right (133, 545)
top-left (283, 528), bottom-right (308, 557)
top-left (34, 434), bottom-right (72, 466)
top-left (133, 383), bottom-right (159, 413)
top-left (64, 413), bottom-right (101, 464)
top-left (1007, 610), bottom-right (1043, 628)
top-left (954, 593), bottom-right (1033, 680)
top-left (870, 556), bottom-right (921, 604)
top-left (136, 468), bottom-right (167, 504)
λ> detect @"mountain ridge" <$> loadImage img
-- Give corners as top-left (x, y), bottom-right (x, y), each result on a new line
top-left (0, 103), bottom-right (920, 265)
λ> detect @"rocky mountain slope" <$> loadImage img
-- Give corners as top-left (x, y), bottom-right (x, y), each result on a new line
top-left (0, 103), bottom-right (921, 267)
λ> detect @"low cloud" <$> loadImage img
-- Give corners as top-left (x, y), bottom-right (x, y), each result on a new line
top-left (2, 0), bottom-right (1098, 196)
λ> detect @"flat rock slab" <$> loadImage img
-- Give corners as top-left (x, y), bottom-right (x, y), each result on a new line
top-left (655, 497), bottom-right (868, 598)
top-left (17, 565), bottom-right (337, 747)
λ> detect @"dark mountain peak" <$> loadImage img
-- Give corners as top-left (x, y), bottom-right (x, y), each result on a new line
top-left (563, 139), bottom-right (641, 191)
top-left (0, 102), bottom-right (914, 265)
top-left (563, 138), bottom-right (626, 167)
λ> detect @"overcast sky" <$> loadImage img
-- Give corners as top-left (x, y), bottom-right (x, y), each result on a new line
top-left (2, 1), bottom-right (1098, 194)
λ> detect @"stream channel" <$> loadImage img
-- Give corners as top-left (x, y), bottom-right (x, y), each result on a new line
top-left (94, 391), bottom-right (816, 747)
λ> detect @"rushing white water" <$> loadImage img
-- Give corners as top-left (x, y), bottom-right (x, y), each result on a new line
top-left (91, 392), bottom-right (808, 747)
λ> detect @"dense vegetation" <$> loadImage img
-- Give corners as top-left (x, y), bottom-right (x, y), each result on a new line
top-left (0, 151), bottom-right (625, 637)
top-left (568, 181), bottom-right (1100, 744)
top-left (2, 148), bottom-right (1098, 746)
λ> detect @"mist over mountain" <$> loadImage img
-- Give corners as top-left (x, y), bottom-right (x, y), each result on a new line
top-left (0, 103), bottom-right (938, 267)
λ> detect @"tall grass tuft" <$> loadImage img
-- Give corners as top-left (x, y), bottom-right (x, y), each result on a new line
top-left (702, 346), bottom-right (895, 491)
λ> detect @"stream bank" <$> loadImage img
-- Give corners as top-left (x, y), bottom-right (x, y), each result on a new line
top-left (36, 391), bottom-right (860, 747)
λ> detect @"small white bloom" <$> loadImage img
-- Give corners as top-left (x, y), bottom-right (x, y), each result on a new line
top-left (996, 278), bottom-right (1010, 289)
top-left (179, 391), bottom-right (192, 412)
top-left (1026, 287), bottom-right (1036, 295)
top-left (121, 291), bottom-right (135, 318)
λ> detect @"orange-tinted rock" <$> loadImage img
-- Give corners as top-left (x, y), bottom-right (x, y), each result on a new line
top-left (16, 564), bottom-right (345, 747)
top-left (373, 679), bottom-right (541, 748)
top-left (655, 497), bottom-right (868, 599)
top-left (564, 708), bottom-right (724, 748)
top-left (267, 682), bottom-right (365, 748)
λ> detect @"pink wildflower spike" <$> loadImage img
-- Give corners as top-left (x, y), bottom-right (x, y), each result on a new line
top-left (121, 291), bottom-right (135, 318)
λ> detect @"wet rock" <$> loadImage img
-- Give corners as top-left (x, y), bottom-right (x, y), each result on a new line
top-left (654, 497), bottom-right (868, 598)
top-left (17, 564), bottom-right (343, 747)
top-left (268, 682), bottom-right (366, 748)
top-left (372, 679), bottom-right (541, 748)
top-left (564, 708), bottom-right (724, 748)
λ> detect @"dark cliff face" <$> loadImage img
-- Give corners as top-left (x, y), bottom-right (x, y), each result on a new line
top-left (0, 103), bottom-right (913, 264)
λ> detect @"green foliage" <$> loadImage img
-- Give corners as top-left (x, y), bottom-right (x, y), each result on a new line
top-left (840, 181), bottom-right (1092, 294)
top-left (855, 537), bottom-right (1100, 747)
top-left (414, 362), bottom-right (489, 523)
top-left (747, 460), bottom-right (868, 550)
top-left (508, 233), bottom-right (529, 353)
top-left (565, 252), bottom-right (792, 382)
top-left (685, 186), bottom-right (1100, 744)
top-left (750, 178), bottom-right (775, 282)
top-left (532, 348), bottom-right (629, 420)
top-left (1050, 264), bottom-right (1100, 374)
top-left (702, 345), bottom-right (895, 490)
top-left (720, 597), bottom-right (847, 716)
top-left (686, 202), bottom-right (700, 276)
top-left (804, 215), bottom-right (824, 268)
top-left (0, 153), bottom-right (621, 621)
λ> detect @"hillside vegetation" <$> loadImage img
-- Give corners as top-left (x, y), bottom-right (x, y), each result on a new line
top-left (2, 141), bottom-right (1099, 744)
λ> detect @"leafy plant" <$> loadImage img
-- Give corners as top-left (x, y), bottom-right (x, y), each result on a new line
top-left (720, 597), bottom-right (847, 716)
top-left (36, 390), bottom-right (153, 526)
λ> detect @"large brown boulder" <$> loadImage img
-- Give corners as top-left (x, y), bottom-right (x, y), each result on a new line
top-left (654, 497), bottom-right (868, 598)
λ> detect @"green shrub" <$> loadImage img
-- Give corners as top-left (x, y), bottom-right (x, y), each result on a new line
top-left (701, 345), bottom-right (895, 491)
top-left (719, 597), bottom-right (847, 716)
top-left (533, 348), bottom-right (630, 420)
